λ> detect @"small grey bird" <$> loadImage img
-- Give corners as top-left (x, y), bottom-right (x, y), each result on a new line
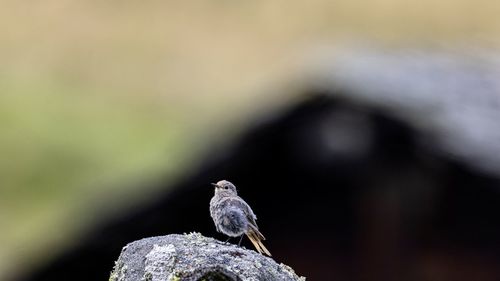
top-left (209, 180), bottom-right (271, 256)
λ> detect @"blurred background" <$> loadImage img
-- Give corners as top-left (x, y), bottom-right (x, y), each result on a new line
top-left (1, 1), bottom-right (500, 281)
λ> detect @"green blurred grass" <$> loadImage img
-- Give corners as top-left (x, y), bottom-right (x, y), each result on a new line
top-left (0, 0), bottom-right (499, 279)
top-left (0, 78), bottom-right (191, 276)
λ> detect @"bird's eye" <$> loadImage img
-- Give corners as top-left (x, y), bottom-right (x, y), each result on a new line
top-left (224, 186), bottom-right (228, 189)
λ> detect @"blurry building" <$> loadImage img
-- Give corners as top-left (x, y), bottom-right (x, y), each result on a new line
top-left (21, 49), bottom-right (500, 281)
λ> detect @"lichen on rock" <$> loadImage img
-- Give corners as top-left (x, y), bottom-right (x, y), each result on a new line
top-left (109, 233), bottom-right (305, 281)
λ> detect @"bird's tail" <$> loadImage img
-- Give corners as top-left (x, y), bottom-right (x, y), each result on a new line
top-left (246, 226), bottom-right (272, 256)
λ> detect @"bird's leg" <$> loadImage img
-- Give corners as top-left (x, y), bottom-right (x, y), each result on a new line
top-left (238, 235), bottom-right (244, 246)
top-left (225, 237), bottom-right (231, 243)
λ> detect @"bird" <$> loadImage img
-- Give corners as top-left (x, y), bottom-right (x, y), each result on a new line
top-left (209, 180), bottom-right (272, 256)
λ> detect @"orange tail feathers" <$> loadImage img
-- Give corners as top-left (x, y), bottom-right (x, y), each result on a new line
top-left (246, 230), bottom-right (272, 256)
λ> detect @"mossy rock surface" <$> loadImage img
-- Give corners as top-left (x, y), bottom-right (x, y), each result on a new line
top-left (109, 233), bottom-right (305, 281)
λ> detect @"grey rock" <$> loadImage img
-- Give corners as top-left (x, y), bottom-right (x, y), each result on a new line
top-left (109, 233), bottom-right (305, 281)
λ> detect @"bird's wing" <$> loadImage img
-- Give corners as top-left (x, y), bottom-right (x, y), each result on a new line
top-left (222, 197), bottom-right (261, 228)
top-left (235, 197), bottom-right (267, 241)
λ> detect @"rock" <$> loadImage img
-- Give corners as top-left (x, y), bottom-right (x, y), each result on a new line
top-left (109, 233), bottom-right (305, 281)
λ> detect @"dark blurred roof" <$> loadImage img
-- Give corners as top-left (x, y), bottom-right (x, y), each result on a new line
top-left (304, 48), bottom-right (500, 175)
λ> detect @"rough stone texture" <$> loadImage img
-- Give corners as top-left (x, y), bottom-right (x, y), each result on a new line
top-left (109, 233), bottom-right (305, 281)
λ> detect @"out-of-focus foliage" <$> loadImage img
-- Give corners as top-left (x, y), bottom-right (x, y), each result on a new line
top-left (0, 0), bottom-right (499, 279)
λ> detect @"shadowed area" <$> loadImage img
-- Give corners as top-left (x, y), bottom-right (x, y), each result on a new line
top-left (198, 271), bottom-right (238, 281)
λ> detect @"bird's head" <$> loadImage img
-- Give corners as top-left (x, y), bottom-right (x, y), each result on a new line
top-left (211, 180), bottom-right (238, 196)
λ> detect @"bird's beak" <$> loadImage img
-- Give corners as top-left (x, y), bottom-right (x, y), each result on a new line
top-left (211, 183), bottom-right (219, 188)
